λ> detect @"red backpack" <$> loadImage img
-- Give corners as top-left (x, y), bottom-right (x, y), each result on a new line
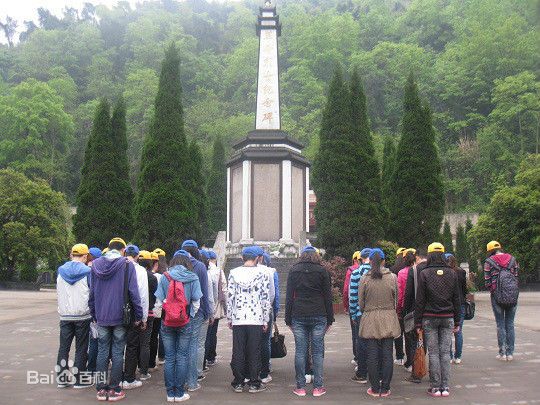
top-left (162, 272), bottom-right (190, 327)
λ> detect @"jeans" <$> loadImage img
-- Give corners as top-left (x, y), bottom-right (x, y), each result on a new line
top-left (353, 317), bottom-right (367, 378)
top-left (366, 337), bottom-right (394, 393)
top-left (205, 318), bottom-right (220, 364)
top-left (161, 322), bottom-right (192, 397)
top-left (197, 319), bottom-right (209, 376)
top-left (87, 336), bottom-right (98, 373)
top-left (96, 325), bottom-right (126, 392)
top-left (423, 317), bottom-right (454, 390)
top-left (350, 316), bottom-right (358, 361)
top-left (56, 319), bottom-right (90, 385)
top-left (491, 295), bottom-right (517, 356)
top-left (292, 316), bottom-right (327, 389)
top-left (149, 316), bottom-right (162, 368)
top-left (260, 317), bottom-right (272, 379)
top-left (187, 311), bottom-right (205, 388)
top-left (452, 305), bottom-right (466, 359)
top-left (124, 318), bottom-right (155, 381)
top-left (231, 325), bottom-right (263, 387)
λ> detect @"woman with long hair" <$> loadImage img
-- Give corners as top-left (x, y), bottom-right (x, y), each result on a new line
top-left (359, 248), bottom-right (401, 398)
top-left (285, 246), bottom-right (334, 397)
top-left (390, 247), bottom-right (407, 365)
top-left (445, 253), bottom-right (468, 364)
top-left (397, 249), bottom-right (417, 370)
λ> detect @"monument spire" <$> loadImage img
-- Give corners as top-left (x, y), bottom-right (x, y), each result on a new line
top-left (255, 0), bottom-right (281, 130)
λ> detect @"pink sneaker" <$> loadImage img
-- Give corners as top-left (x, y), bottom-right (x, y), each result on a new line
top-left (293, 388), bottom-right (306, 397)
top-left (313, 387), bottom-right (327, 397)
top-left (380, 390), bottom-right (391, 397)
top-left (367, 388), bottom-right (380, 397)
top-left (428, 388), bottom-right (442, 397)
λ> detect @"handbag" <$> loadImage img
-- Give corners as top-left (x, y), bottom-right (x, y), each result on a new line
top-left (464, 300), bottom-right (475, 321)
top-left (270, 322), bottom-right (287, 358)
top-left (412, 330), bottom-right (427, 378)
top-left (122, 261), bottom-right (133, 326)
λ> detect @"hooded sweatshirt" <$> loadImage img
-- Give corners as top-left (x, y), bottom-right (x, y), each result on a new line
top-left (89, 250), bottom-right (143, 326)
top-left (154, 265), bottom-right (203, 318)
top-left (484, 253), bottom-right (519, 292)
top-left (57, 261), bottom-right (92, 321)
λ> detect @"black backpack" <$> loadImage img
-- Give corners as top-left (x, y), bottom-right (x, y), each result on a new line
top-left (488, 257), bottom-right (519, 308)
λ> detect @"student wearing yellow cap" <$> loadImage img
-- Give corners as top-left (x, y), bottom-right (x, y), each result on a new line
top-left (483, 241), bottom-right (519, 361)
top-left (56, 244), bottom-right (92, 388)
top-left (415, 242), bottom-right (461, 397)
top-left (149, 249), bottom-right (167, 369)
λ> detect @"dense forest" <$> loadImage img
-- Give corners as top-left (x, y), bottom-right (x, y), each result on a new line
top-left (0, 0), bottom-right (538, 213)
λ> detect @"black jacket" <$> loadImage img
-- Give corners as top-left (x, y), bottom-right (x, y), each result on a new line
top-left (403, 261), bottom-right (427, 316)
top-left (414, 264), bottom-right (461, 327)
top-left (456, 267), bottom-right (468, 305)
top-left (285, 260), bottom-right (334, 326)
top-left (147, 270), bottom-right (158, 314)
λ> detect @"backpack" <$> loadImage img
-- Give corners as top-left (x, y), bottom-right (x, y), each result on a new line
top-left (489, 257), bottom-right (519, 308)
top-left (162, 272), bottom-right (190, 327)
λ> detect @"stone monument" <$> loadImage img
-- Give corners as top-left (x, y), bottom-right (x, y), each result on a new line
top-left (226, 1), bottom-right (310, 256)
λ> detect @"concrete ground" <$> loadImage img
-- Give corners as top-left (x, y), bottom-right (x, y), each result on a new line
top-left (1, 290), bottom-right (540, 405)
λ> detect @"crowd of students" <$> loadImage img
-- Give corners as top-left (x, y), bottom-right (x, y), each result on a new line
top-left (55, 236), bottom-right (519, 401)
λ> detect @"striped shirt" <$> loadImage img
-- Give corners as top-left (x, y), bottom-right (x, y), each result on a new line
top-left (349, 263), bottom-right (371, 320)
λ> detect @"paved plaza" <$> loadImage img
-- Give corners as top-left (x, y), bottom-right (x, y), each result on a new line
top-left (1, 290), bottom-right (539, 405)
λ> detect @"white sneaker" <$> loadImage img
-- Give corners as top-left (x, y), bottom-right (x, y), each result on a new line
top-left (166, 396), bottom-right (175, 403)
top-left (496, 354), bottom-right (507, 361)
top-left (187, 383), bottom-right (201, 392)
top-left (157, 359), bottom-right (165, 365)
top-left (175, 393), bottom-right (190, 402)
top-left (244, 378), bottom-right (250, 383)
top-left (394, 359), bottom-right (404, 366)
top-left (405, 366), bottom-right (412, 372)
top-left (140, 373), bottom-right (151, 381)
top-left (305, 374), bottom-right (313, 384)
top-left (261, 376), bottom-right (272, 384)
top-left (350, 359), bottom-right (357, 365)
top-left (506, 355), bottom-right (513, 361)
top-left (450, 358), bottom-right (455, 364)
top-left (121, 380), bottom-right (142, 390)
top-left (454, 358), bottom-right (462, 364)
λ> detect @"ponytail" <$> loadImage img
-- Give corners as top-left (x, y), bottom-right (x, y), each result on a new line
top-left (370, 252), bottom-right (383, 279)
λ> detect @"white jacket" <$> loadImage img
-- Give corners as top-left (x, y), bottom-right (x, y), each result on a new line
top-left (227, 265), bottom-right (271, 326)
top-left (57, 276), bottom-right (92, 321)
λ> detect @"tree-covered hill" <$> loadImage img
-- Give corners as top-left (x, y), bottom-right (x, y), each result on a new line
top-left (0, 0), bottom-right (538, 212)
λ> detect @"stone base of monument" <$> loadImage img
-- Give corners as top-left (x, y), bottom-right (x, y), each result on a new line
top-left (226, 240), bottom-right (300, 258)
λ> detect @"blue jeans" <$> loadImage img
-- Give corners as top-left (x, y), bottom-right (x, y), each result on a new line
top-left (161, 322), bottom-right (192, 397)
top-left (187, 311), bottom-right (205, 388)
top-left (491, 294), bottom-right (517, 356)
top-left (96, 325), bottom-right (126, 392)
top-left (87, 336), bottom-right (98, 373)
top-left (366, 337), bottom-right (394, 393)
top-left (452, 304), bottom-right (466, 359)
top-left (292, 316), bottom-right (327, 389)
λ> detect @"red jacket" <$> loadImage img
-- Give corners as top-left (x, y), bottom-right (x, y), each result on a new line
top-left (343, 264), bottom-right (359, 312)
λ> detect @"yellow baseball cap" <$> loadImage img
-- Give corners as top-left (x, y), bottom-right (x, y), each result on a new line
top-left (404, 248), bottom-right (417, 255)
top-left (396, 247), bottom-right (406, 256)
top-left (153, 248), bottom-right (166, 257)
top-left (486, 240), bottom-right (502, 252)
top-left (138, 250), bottom-right (153, 260)
top-left (428, 242), bottom-right (445, 253)
top-left (352, 251), bottom-right (361, 261)
top-left (71, 243), bottom-right (89, 255)
top-left (109, 237), bottom-right (127, 247)
top-left (102, 247), bottom-right (109, 254)
top-left (151, 252), bottom-right (159, 261)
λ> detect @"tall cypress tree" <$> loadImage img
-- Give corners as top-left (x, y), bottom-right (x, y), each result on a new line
top-left (455, 223), bottom-right (468, 264)
top-left (386, 73), bottom-right (444, 247)
top-left (133, 43), bottom-right (197, 255)
top-left (381, 135), bottom-right (396, 228)
top-left (206, 136), bottom-right (227, 236)
top-left (442, 220), bottom-right (454, 253)
top-left (188, 139), bottom-right (207, 240)
top-left (73, 98), bottom-right (133, 246)
top-left (313, 66), bottom-right (381, 258)
top-left (465, 218), bottom-right (477, 274)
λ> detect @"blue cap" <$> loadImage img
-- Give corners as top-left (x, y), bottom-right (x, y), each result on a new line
top-left (181, 240), bottom-right (198, 249)
top-left (253, 246), bottom-right (265, 257)
top-left (301, 246), bottom-right (317, 254)
top-left (200, 249), bottom-right (210, 259)
top-left (173, 249), bottom-right (190, 257)
top-left (360, 248), bottom-right (372, 258)
top-left (262, 252), bottom-right (271, 266)
top-left (444, 253), bottom-right (454, 260)
top-left (125, 245), bottom-right (139, 256)
top-left (89, 247), bottom-right (102, 259)
top-left (207, 251), bottom-right (217, 260)
top-left (369, 248), bottom-right (385, 260)
top-left (242, 246), bottom-right (260, 259)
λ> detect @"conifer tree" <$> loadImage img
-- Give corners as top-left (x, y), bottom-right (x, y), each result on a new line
top-left (73, 98), bottom-right (133, 246)
top-left (206, 136), bottom-right (227, 236)
top-left (133, 43), bottom-right (197, 254)
top-left (442, 220), bottom-right (454, 253)
top-left (381, 135), bottom-right (396, 227)
top-left (313, 66), bottom-right (382, 258)
top-left (455, 223), bottom-right (468, 264)
top-left (188, 139), bottom-right (207, 240)
top-left (465, 218), bottom-right (477, 274)
top-left (386, 73), bottom-right (444, 247)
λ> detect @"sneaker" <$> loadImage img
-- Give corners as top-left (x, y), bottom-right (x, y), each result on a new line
top-left (157, 358), bottom-right (165, 365)
top-left (441, 388), bottom-right (450, 397)
top-left (351, 359), bottom-right (357, 365)
top-left (203, 366), bottom-right (210, 372)
top-left (506, 355), bottom-right (514, 361)
top-left (496, 354), bottom-right (507, 361)
top-left (73, 382), bottom-right (94, 389)
top-left (261, 375), bottom-right (273, 384)
top-left (108, 390), bottom-right (126, 402)
top-left (454, 358), bottom-right (462, 365)
top-left (139, 373), bottom-right (151, 381)
top-left (366, 388), bottom-right (379, 397)
top-left (305, 374), bottom-right (313, 384)
top-left (121, 380), bottom-right (142, 390)
top-left (206, 360), bottom-right (216, 367)
top-left (404, 365), bottom-right (412, 372)
top-left (166, 396), bottom-right (175, 403)
top-left (393, 359), bottom-right (404, 366)
top-left (380, 391), bottom-right (391, 398)
top-left (351, 375), bottom-right (368, 384)
top-left (97, 389), bottom-right (108, 401)
top-left (233, 384), bottom-right (244, 393)
top-left (450, 358), bottom-right (455, 364)
top-left (197, 374), bottom-right (206, 381)
top-left (313, 387), bottom-right (326, 397)
top-left (428, 388), bottom-right (442, 397)
top-left (249, 384), bottom-right (268, 393)
top-left (405, 375), bottom-right (422, 384)
top-left (187, 383), bottom-right (201, 392)
top-left (175, 393), bottom-right (190, 402)
top-left (244, 378), bottom-right (250, 383)
top-left (293, 388), bottom-right (307, 397)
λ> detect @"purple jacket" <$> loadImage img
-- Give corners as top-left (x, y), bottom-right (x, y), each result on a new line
top-left (89, 254), bottom-right (143, 326)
